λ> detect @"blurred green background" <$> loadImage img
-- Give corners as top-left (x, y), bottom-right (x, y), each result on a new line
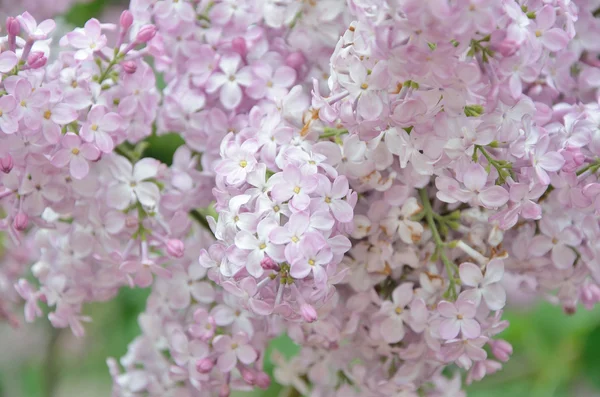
top-left (1, 1), bottom-right (600, 396)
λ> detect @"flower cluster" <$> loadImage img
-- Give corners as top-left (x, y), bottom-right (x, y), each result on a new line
top-left (1, 0), bottom-right (600, 395)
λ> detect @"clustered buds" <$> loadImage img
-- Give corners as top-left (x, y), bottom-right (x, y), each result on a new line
top-left (0, 0), bottom-right (600, 396)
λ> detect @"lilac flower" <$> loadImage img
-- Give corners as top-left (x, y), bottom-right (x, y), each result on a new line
top-left (80, 105), bottom-right (122, 153)
top-left (290, 239), bottom-right (332, 283)
top-left (213, 332), bottom-right (258, 372)
top-left (459, 260), bottom-right (506, 310)
top-left (529, 216), bottom-right (582, 269)
top-left (270, 166), bottom-right (318, 212)
top-left (234, 218), bottom-right (283, 277)
top-left (106, 156), bottom-right (161, 210)
top-left (206, 53), bottom-right (253, 110)
top-left (438, 296), bottom-right (481, 340)
top-left (314, 175), bottom-right (353, 222)
top-left (378, 283), bottom-right (414, 343)
top-left (65, 19), bottom-right (107, 61)
top-left (51, 133), bottom-right (100, 180)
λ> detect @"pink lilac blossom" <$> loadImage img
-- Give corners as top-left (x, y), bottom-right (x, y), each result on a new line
top-left (0, 0), bottom-right (600, 396)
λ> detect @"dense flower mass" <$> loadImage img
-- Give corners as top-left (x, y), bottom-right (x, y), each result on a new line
top-left (1, 0), bottom-right (600, 395)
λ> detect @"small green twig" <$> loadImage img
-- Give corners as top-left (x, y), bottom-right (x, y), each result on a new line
top-left (419, 188), bottom-right (457, 299)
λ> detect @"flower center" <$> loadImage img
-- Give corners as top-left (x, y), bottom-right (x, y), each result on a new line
top-left (457, 314), bottom-right (463, 320)
top-left (395, 307), bottom-right (403, 315)
top-left (231, 343), bottom-right (238, 349)
top-left (44, 110), bottom-right (52, 120)
top-left (361, 83), bottom-right (368, 90)
top-left (239, 160), bottom-right (248, 168)
top-left (71, 148), bottom-right (80, 155)
top-left (259, 243), bottom-right (267, 250)
top-left (308, 259), bottom-right (315, 266)
top-left (291, 236), bottom-right (299, 243)
top-left (91, 124), bottom-right (98, 131)
top-left (20, 100), bottom-right (27, 107)
top-left (267, 81), bottom-right (273, 87)
top-left (324, 196), bottom-right (331, 204)
top-left (229, 75), bottom-right (236, 82)
top-left (293, 186), bottom-right (301, 194)
top-left (273, 205), bottom-right (280, 212)
top-left (535, 30), bottom-right (542, 38)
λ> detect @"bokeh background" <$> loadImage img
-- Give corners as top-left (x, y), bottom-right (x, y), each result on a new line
top-left (1, 1), bottom-right (600, 396)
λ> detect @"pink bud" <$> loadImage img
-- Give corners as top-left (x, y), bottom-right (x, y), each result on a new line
top-left (0, 154), bottom-right (13, 173)
top-left (219, 384), bottom-right (230, 397)
top-left (125, 216), bottom-right (138, 229)
top-left (581, 283), bottom-right (600, 310)
top-left (6, 17), bottom-right (20, 36)
top-left (560, 147), bottom-right (585, 173)
top-left (255, 372), bottom-right (271, 389)
top-left (135, 25), bottom-right (157, 44)
top-left (122, 61), bottom-right (137, 74)
top-left (27, 52), bottom-right (47, 69)
top-left (120, 10), bottom-right (134, 31)
top-left (166, 239), bottom-right (185, 258)
top-left (300, 303), bottom-right (317, 323)
top-left (195, 358), bottom-right (214, 374)
top-left (13, 212), bottom-right (28, 231)
top-left (285, 52), bottom-right (306, 70)
top-left (231, 37), bottom-right (247, 57)
top-left (490, 339), bottom-right (512, 362)
top-left (494, 39), bottom-right (519, 57)
top-left (241, 368), bottom-right (256, 385)
top-left (260, 257), bottom-right (279, 270)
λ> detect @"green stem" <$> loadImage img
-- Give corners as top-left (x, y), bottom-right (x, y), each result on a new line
top-left (44, 327), bottom-right (61, 397)
top-left (113, 144), bottom-right (136, 162)
top-left (418, 188), bottom-right (457, 299)
top-left (319, 127), bottom-right (348, 139)
top-left (98, 55), bottom-right (120, 85)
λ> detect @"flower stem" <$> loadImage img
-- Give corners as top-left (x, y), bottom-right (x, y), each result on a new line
top-left (418, 188), bottom-right (457, 299)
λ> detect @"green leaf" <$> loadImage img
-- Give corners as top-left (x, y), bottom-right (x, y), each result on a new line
top-left (63, 0), bottom-right (109, 26)
top-left (582, 324), bottom-right (600, 389)
top-left (142, 133), bottom-right (186, 165)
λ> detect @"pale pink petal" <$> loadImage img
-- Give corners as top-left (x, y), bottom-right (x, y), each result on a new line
top-left (461, 318), bottom-right (481, 339)
top-left (459, 262), bottom-right (483, 287)
top-left (236, 344), bottom-right (257, 365)
top-left (70, 156), bottom-right (90, 179)
top-left (439, 318), bottom-right (460, 339)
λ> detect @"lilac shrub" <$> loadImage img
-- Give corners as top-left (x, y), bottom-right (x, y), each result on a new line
top-left (1, 0), bottom-right (600, 396)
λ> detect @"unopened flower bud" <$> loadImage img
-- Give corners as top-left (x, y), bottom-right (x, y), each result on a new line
top-left (125, 216), bottom-right (138, 228)
top-left (581, 283), bottom-right (600, 310)
top-left (300, 303), bottom-right (317, 323)
top-left (13, 212), bottom-right (28, 231)
top-left (285, 51), bottom-right (306, 69)
top-left (490, 339), bottom-right (512, 362)
top-left (122, 61), bottom-right (137, 74)
top-left (260, 257), bottom-right (279, 270)
top-left (27, 52), bottom-right (47, 69)
top-left (241, 368), bottom-right (256, 385)
top-left (120, 10), bottom-right (134, 31)
top-left (135, 25), bottom-right (157, 44)
top-left (166, 239), bottom-right (185, 258)
top-left (195, 358), bottom-right (214, 373)
top-left (0, 154), bottom-right (13, 173)
top-left (6, 17), bottom-right (19, 36)
top-left (255, 372), bottom-right (271, 389)
top-left (231, 37), bottom-right (247, 57)
top-left (219, 384), bottom-right (230, 397)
